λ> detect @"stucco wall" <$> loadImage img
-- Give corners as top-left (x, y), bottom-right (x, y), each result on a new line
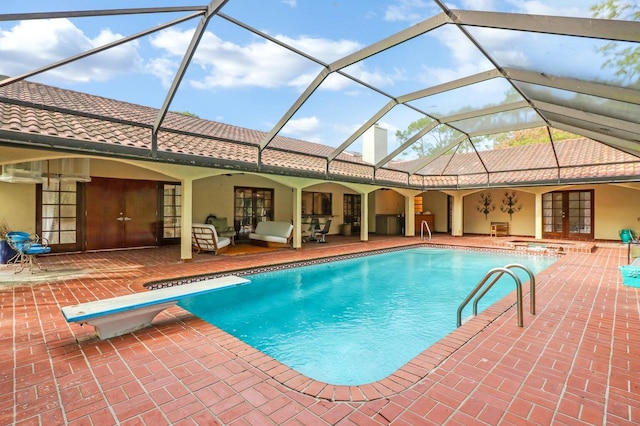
top-left (590, 184), bottom-right (640, 240)
top-left (0, 182), bottom-right (36, 234)
top-left (192, 173), bottom-right (293, 225)
top-left (464, 190), bottom-right (536, 236)
top-left (420, 191), bottom-right (449, 233)
top-left (90, 159), bottom-right (177, 181)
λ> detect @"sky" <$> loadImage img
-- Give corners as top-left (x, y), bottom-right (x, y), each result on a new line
top-left (0, 0), bottom-right (608, 157)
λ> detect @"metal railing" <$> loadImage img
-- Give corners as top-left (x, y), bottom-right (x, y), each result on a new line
top-left (420, 220), bottom-right (431, 241)
top-left (457, 263), bottom-right (536, 328)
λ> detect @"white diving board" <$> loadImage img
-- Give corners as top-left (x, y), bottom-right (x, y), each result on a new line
top-left (62, 275), bottom-right (250, 340)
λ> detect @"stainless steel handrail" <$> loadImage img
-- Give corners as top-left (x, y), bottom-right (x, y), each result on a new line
top-left (473, 263), bottom-right (536, 316)
top-left (420, 220), bottom-right (431, 241)
top-left (456, 267), bottom-right (523, 327)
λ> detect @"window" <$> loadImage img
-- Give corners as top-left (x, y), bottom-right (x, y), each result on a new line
top-left (162, 183), bottom-right (181, 239)
top-left (40, 180), bottom-right (78, 245)
top-left (302, 191), bottom-right (332, 216)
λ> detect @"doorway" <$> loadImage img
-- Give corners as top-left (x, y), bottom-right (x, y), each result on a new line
top-left (234, 187), bottom-right (274, 241)
top-left (542, 190), bottom-right (594, 240)
top-left (343, 194), bottom-right (361, 233)
top-left (85, 177), bottom-right (159, 250)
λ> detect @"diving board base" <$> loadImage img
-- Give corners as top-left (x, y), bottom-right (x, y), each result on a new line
top-left (84, 301), bottom-right (177, 339)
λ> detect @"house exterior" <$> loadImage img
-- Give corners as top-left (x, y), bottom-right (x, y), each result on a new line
top-left (2, 79), bottom-right (640, 261)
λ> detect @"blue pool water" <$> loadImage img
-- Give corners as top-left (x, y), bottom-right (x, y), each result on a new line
top-left (178, 248), bottom-right (556, 385)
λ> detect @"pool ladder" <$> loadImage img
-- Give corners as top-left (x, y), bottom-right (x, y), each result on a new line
top-left (456, 264), bottom-right (536, 328)
top-left (420, 220), bottom-right (431, 241)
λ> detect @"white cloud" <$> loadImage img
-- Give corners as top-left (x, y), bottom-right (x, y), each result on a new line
top-left (506, 0), bottom-right (590, 17)
top-left (384, 0), bottom-right (432, 22)
top-left (282, 0), bottom-right (297, 7)
top-left (282, 116), bottom-right (321, 141)
top-left (145, 57), bottom-right (178, 88)
top-left (0, 19), bottom-right (142, 83)
top-left (149, 27), bottom-right (391, 92)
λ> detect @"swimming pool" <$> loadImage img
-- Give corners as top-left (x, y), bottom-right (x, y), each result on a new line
top-left (178, 247), bottom-right (557, 385)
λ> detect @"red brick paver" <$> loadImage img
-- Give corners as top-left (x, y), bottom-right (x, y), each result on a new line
top-left (1, 236), bottom-right (639, 425)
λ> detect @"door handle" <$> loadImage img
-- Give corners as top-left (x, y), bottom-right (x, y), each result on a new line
top-left (117, 217), bottom-right (124, 221)
top-left (123, 217), bottom-right (132, 221)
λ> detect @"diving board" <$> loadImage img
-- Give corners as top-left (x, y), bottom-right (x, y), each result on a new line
top-left (62, 275), bottom-right (250, 339)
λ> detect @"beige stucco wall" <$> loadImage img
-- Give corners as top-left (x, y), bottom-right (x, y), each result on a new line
top-left (587, 184), bottom-right (640, 240)
top-left (463, 189), bottom-right (536, 236)
top-left (90, 159), bottom-right (178, 181)
top-left (0, 181), bottom-right (36, 234)
top-left (192, 173), bottom-right (294, 225)
top-left (420, 191), bottom-right (449, 233)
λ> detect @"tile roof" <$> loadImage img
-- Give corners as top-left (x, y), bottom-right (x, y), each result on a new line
top-left (1, 78), bottom-right (640, 189)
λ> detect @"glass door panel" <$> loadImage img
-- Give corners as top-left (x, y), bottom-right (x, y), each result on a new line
top-left (542, 190), bottom-right (593, 240)
top-left (234, 187), bottom-right (274, 241)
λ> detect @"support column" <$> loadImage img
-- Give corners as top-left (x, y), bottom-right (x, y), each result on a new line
top-left (361, 193), bottom-right (369, 242)
top-left (181, 178), bottom-right (193, 262)
top-left (451, 193), bottom-right (464, 236)
top-left (535, 192), bottom-right (543, 239)
top-left (405, 195), bottom-right (415, 236)
top-left (292, 187), bottom-right (302, 249)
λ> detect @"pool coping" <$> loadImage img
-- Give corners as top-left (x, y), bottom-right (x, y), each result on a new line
top-left (146, 244), bottom-right (563, 402)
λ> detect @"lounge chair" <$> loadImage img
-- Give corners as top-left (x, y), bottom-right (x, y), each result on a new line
top-left (191, 223), bottom-right (231, 255)
top-left (313, 219), bottom-right (332, 243)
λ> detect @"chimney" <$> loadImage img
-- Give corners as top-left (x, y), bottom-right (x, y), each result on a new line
top-left (362, 124), bottom-right (388, 164)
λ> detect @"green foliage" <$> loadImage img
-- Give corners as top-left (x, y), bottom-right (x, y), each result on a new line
top-left (591, 0), bottom-right (640, 85)
top-left (394, 117), bottom-right (467, 158)
top-left (176, 111), bottom-right (200, 118)
top-left (493, 128), bottom-right (580, 149)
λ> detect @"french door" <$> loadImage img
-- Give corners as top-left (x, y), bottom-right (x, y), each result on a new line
top-left (85, 177), bottom-right (159, 250)
top-left (234, 187), bottom-right (274, 241)
top-left (542, 190), bottom-right (593, 240)
top-left (343, 194), bottom-right (361, 232)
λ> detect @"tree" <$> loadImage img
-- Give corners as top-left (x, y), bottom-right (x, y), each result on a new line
top-left (176, 111), bottom-right (200, 118)
top-left (394, 116), bottom-right (465, 158)
top-left (492, 128), bottom-right (579, 149)
top-left (591, 0), bottom-right (640, 86)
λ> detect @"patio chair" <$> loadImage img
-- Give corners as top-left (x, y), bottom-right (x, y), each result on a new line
top-left (313, 218), bottom-right (332, 243)
top-left (6, 231), bottom-right (51, 273)
top-left (303, 218), bottom-right (320, 242)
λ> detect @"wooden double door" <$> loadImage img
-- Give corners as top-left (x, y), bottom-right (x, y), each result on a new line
top-left (542, 190), bottom-right (594, 240)
top-left (86, 177), bottom-right (158, 250)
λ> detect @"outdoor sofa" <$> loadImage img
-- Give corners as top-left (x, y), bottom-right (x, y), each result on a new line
top-left (249, 221), bottom-right (293, 247)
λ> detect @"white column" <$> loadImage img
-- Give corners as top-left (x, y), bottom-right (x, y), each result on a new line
top-left (405, 195), bottom-right (415, 236)
top-left (451, 193), bottom-right (464, 236)
top-left (535, 192), bottom-right (543, 239)
top-left (292, 187), bottom-right (302, 249)
top-left (181, 178), bottom-right (193, 261)
top-left (361, 193), bottom-right (369, 242)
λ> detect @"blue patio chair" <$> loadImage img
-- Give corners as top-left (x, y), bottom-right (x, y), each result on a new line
top-left (6, 231), bottom-right (51, 274)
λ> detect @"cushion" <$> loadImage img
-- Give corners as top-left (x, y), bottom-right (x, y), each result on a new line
top-left (249, 221), bottom-right (293, 244)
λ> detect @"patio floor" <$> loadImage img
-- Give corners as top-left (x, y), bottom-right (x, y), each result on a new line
top-left (1, 234), bottom-right (639, 425)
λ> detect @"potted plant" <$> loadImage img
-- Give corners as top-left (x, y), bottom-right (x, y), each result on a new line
top-left (619, 228), bottom-right (635, 243)
top-left (0, 219), bottom-right (17, 264)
